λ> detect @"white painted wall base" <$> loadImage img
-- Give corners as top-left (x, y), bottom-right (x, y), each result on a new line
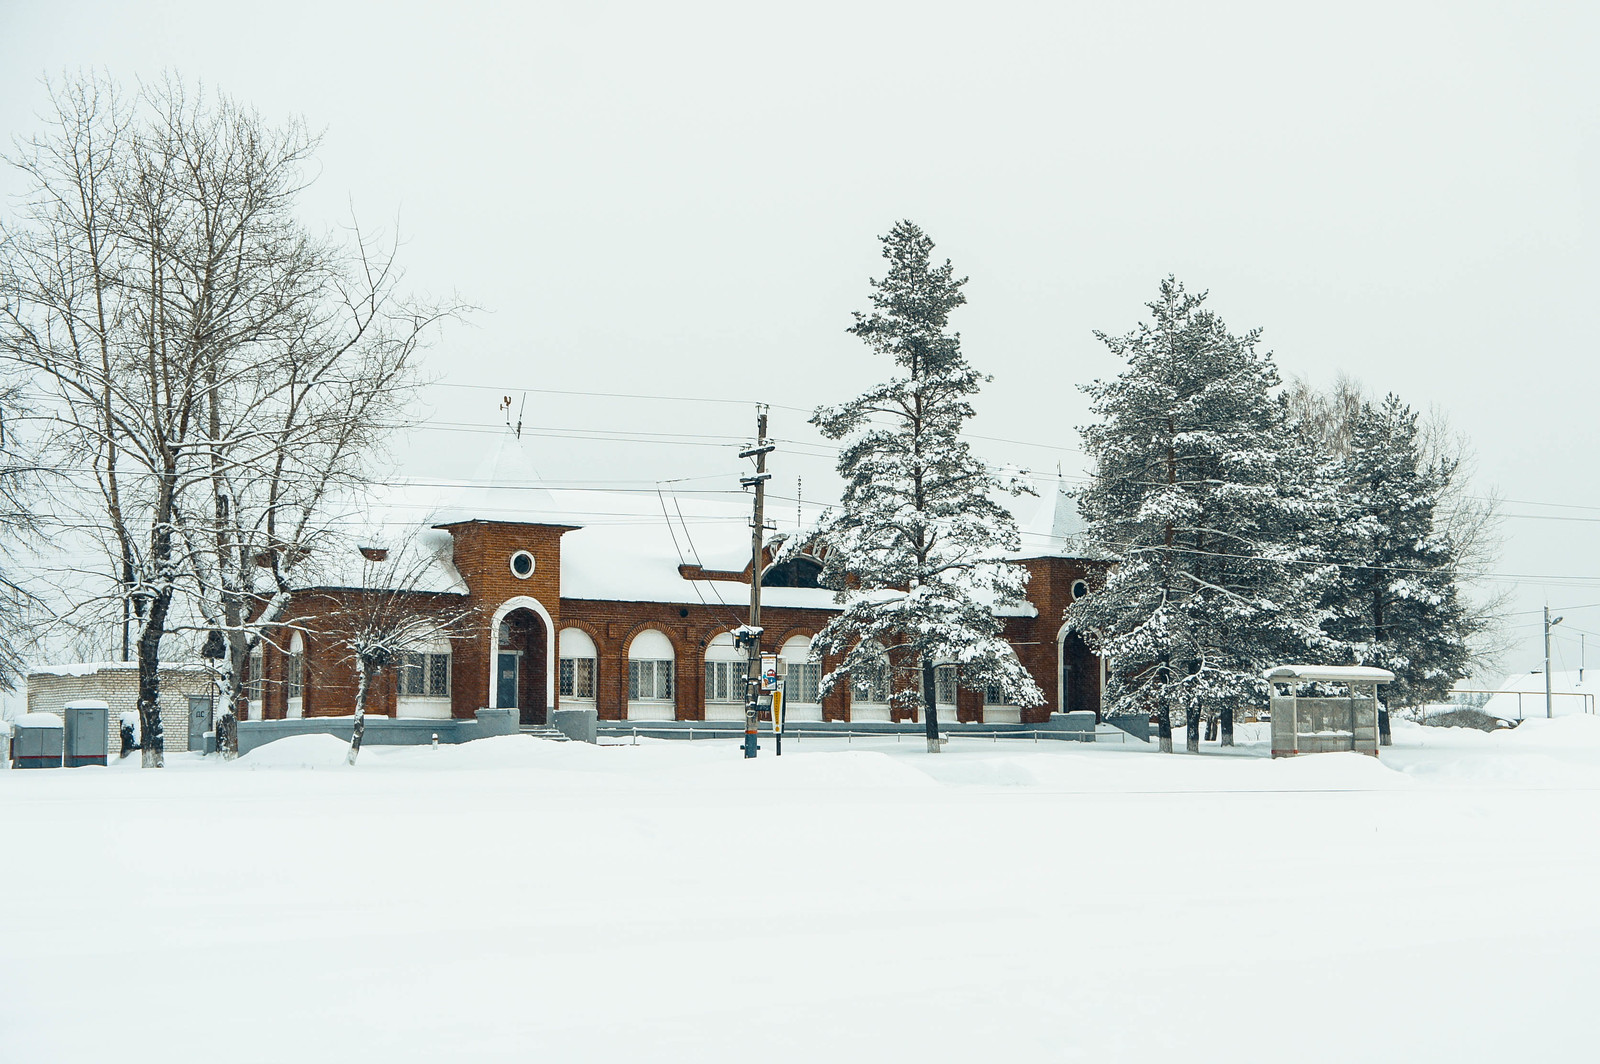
top-left (626, 702), bottom-right (675, 721)
top-left (397, 699), bottom-right (452, 720)
top-left (850, 705), bottom-right (891, 722)
top-left (703, 703), bottom-right (744, 721)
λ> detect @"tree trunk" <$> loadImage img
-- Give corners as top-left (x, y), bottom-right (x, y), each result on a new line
top-left (1157, 705), bottom-right (1173, 754)
top-left (348, 665), bottom-right (372, 766)
top-left (921, 656), bottom-right (941, 753)
top-left (1204, 715), bottom-right (1218, 742)
top-left (214, 706), bottom-right (237, 760)
top-left (1220, 704), bottom-right (1234, 747)
top-left (1186, 708), bottom-right (1201, 754)
top-left (136, 590), bottom-right (172, 769)
top-left (216, 652), bottom-right (243, 760)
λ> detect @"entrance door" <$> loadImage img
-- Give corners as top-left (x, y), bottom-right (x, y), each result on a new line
top-left (498, 652), bottom-right (521, 712)
top-left (188, 695), bottom-right (211, 751)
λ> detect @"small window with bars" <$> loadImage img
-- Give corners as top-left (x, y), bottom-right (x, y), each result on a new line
top-left (287, 652), bottom-right (304, 701)
top-left (853, 658), bottom-right (890, 703)
top-left (705, 660), bottom-right (745, 703)
top-left (400, 652), bottom-right (451, 698)
top-left (934, 665), bottom-right (958, 708)
top-left (560, 657), bottom-right (596, 700)
top-left (629, 659), bottom-right (674, 701)
top-left (983, 683), bottom-right (1013, 706)
top-left (784, 661), bottom-right (822, 704)
top-left (245, 650), bottom-right (263, 705)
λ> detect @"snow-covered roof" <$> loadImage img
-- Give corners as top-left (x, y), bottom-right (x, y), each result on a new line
top-left (29, 661), bottom-right (209, 677)
top-left (14, 712), bottom-right (64, 729)
top-left (1013, 474), bottom-right (1107, 561)
top-left (303, 525), bottom-right (469, 596)
top-left (1263, 665), bottom-right (1396, 684)
top-left (1482, 670), bottom-right (1598, 721)
top-left (324, 433), bottom-right (1097, 612)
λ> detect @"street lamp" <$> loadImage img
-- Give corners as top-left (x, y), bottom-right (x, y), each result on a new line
top-left (1545, 607), bottom-right (1565, 719)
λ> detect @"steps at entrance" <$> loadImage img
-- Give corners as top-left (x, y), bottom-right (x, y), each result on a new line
top-left (518, 725), bottom-right (571, 742)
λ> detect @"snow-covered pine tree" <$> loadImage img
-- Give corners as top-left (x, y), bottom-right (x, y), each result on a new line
top-left (1319, 393), bottom-right (1475, 742)
top-left (1068, 277), bottom-right (1331, 753)
top-left (808, 221), bottom-right (1042, 753)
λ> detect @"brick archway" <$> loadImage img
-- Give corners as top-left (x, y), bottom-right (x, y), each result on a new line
top-left (488, 595), bottom-right (556, 717)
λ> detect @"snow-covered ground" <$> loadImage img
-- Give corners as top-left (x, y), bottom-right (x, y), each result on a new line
top-left (5, 720), bottom-right (1600, 1063)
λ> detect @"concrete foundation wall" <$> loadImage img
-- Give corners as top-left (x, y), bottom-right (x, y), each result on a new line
top-left (222, 708), bottom-right (517, 756)
top-left (551, 708), bottom-right (598, 744)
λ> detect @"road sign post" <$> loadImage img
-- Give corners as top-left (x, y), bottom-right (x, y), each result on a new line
top-left (772, 683), bottom-right (785, 757)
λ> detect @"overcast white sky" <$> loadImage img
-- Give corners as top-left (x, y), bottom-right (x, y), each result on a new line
top-left (3, 0), bottom-right (1596, 680)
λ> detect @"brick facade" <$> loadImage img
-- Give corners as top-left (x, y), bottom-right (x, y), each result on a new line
top-left (247, 516), bottom-right (1107, 729)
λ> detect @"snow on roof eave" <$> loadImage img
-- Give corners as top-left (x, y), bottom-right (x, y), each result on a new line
top-left (1009, 545), bottom-right (1116, 563)
top-left (1263, 665), bottom-right (1397, 684)
top-left (295, 584), bottom-right (471, 598)
top-left (29, 661), bottom-right (211, 677)
top-left (432, 518), bottom-right (582, 532)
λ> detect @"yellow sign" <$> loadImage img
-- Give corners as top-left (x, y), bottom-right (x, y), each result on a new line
top-left (771, 687), bottom-right (785, 734)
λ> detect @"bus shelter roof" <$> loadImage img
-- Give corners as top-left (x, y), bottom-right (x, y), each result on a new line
top-left (1262, 665), bottom-right (1396, 684)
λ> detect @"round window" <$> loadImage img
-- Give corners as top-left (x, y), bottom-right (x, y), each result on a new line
top-left (510, 551), bottom-right (536, 579)
top-left (1071, 579), bottom-right (1089, 600)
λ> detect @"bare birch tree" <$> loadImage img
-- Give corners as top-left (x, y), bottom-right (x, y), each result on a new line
top-left (315, 531), bottom-right (475, 765)
top-left (0, 378), bottom-right (41, 685)
top-left (1, 73), bottom-right (458, 765)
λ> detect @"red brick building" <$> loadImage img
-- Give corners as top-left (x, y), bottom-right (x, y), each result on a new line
top-left (250, 442), bottom-right (1106, 729)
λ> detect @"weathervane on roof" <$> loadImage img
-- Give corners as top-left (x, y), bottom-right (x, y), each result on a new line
top-left (499, 394), bottom-right (526, 440)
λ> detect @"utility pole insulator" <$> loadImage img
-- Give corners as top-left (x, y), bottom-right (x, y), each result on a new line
top-left (739, 444), bottom-right (776, 459)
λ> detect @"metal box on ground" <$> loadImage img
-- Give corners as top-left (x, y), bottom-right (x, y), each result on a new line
top-left (1263, 665), bottom-right (1394, 758)
top-left (12, 712), bottom-right (64, 769)
top-left (63, 700), bottom-right (111, 767)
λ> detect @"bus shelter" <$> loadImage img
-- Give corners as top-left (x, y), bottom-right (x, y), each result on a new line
top-left (1262, 665), bottom-right (1395, 758)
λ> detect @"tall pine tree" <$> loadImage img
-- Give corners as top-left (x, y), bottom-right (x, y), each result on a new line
top-left (1318, 393), bottom-right (1475, 742)
top-left (809, 221), bottom-right (1041, 753)
top-left (1069, 278), bottom-right (1330, 752)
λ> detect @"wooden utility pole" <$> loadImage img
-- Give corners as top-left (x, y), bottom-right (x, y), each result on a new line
top-left (740, 406), bottom-right (773, 759)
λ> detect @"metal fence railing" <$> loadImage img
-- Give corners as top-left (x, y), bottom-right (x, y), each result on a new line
top-left (604, 725), bottom-right (1116, 746)
top-left (1442, 689), bottom-right (1596, 721)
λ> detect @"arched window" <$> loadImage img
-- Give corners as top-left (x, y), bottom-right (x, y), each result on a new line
top-left (703, 632), bottom-right (747, 721)
top-left (849, 641), bottom-right (891, 723)
top-left (779, 635), bottom-right (822, 722)
top-left (286, 631), bottom-right (305, 719)
top-left (761, 556), bottom-right (824, 589)
top-left (398, 639), bottom-right (453, 719)
top-left (981, 680), bottom-right (1020, 724)
top-left (559, 628), bottom-right (598, 703)
top-left (933, 663), bottom-right (958, 711)
top-left (245, 647), bottom-right (263, 721)
top-left (627, 629), bottom-right (675, 721)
